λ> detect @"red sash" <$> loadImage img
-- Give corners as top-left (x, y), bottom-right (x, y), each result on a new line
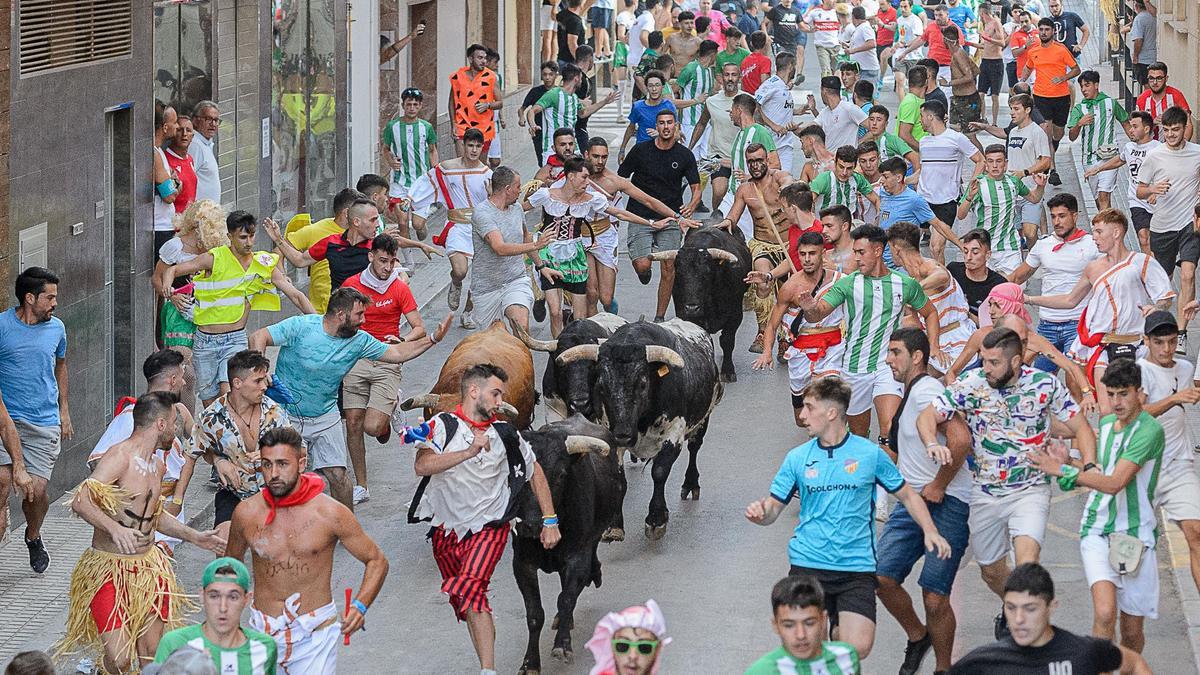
top-left (431, 166), bottom-right (458, 246)
top-left (1075, 308), bottom-right (1104, 392)
top-left (791, 328), bottom-right (843, 362)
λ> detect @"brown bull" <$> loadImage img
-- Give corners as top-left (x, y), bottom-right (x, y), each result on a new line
top-left (400, 320), bottom-right (537, 428)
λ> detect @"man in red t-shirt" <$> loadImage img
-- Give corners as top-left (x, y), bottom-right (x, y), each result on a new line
top-left (339, 235), bottom-right (426, 505)
top-left (874, 1), bottom-right (897, 82)
top-left (741, 30), bottom-right (774, 94)
top-left (894, 5), bottom-right (963, 94)
top-left (1136, 61), bottom-right (1194, 140)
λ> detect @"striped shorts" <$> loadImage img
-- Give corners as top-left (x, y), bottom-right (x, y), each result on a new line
top-left (431, 524), bottom-right (510, 620)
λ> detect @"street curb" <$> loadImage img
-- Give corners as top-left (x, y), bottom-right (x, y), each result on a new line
top-left (1163, 514), bottom-right (1200, 673)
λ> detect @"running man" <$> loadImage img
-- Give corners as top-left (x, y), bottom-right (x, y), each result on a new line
top-left (688, 62), bottom-right (750, 212)
top-left (382, 87), bottom-right (439, 223)
top-left (809, 146), bottom-right (881, 219)
top-left (956, 143), bottom-right (1047, 276)
top-left (746, 377), bottom-right (951, 661)
top-left (676, 39), bottom-right (719, 165)
top-left (525, 64), bottom-right (618, 163)
top-left (1020, 17), bottom-right (1080, 186)
top-left (722, 93), bottom-right (779, 238)
top-left (1069, 70), bottom-right (1131, 212)
top-left (449, 44), bottom-right (502, 157)
top-left (754, 51), bottom-right (801, 174)
top-left (226, 427), bottom-right (389, 675)
top-left (1083, 110), bottom-right (1158, 254)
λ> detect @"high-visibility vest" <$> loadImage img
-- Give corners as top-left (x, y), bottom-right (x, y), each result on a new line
top-left (192, 246), bottom-right (281, 326)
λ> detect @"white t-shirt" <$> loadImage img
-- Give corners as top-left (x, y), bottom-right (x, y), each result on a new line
top-left (628, 11), bottom-right (658, 67)
top-left (1121, 139), bottom-right (1161, 212)
top-left (1138, 141), bottom-right (1200, 234)
top-left (816, 100), bottom-right (869, 154)
top-left (188, 133), bottom-right (221, 204)
top-left (1138, 357), bottom-right (1195, 467)
top-left (917, 128), bottom-right (977, 204)
top-left (1025, 232), bottom-right (1101, 322)
top-left (754, 75), bottom-right (796, 149)
top-left (897, 14), bottom-right (926, 61)
top-left (849, 22), bottom-right (880, 71)
top-left (702, 90), bottom-right (746, 160)
top-left (616, 10), bottom-right (636, 32)
top-left (1001, 21), bottom-right (1019, 61)
top-left (896, 375), bottom-right (975, 503)
top-left (805, 7), bottom-right (842, 47)
top-left (1005, 121), bottom-right (1051, 190)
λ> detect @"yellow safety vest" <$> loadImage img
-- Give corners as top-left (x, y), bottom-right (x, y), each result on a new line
top-left (192, 246), bottom-right (281, 326)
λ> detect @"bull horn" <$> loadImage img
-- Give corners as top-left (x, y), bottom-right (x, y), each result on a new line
top-left (645, 346), bottom-right (685, 369)
top-left (647, 250), bottom-right (679, 262)
top-left (565, 435), bottom-right (610, 457)
top-left (496, 402), bottom-right (520, 418)
top-left (511, 322), bottom-right (557, 352)
top-left (400, 393), bottom-right (442, 411)
top-left (703, 248), bottom-right (739, 264)
top-left (556, 344), bottom-right (601, 365)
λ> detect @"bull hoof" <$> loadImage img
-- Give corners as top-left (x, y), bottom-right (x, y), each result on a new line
top-left (551, 647), bottom-right (574, 663)
top-left (644, 523), bottom-right (667, 540)
top-left (721, 371), bottom-right (737, 383)
top-left (681, 486), bottom-right (701, 500)
top-left (601, 527), bottom-right (626, 542)
top-left (518, 667), bottom-right (540, 675)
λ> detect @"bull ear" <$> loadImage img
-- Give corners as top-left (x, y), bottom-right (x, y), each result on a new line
top-left (644, 346), bottom-right (685, 369)
top-left (400, 394), bottom-right (442, 411)
top-left (564, 435), bottom-right (610, 457)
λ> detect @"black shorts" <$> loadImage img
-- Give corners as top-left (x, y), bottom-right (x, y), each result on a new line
top-left (1033, 94), bottom-right (1071, 127)
top-left (1006, 61), bottom-right (1020, 90)
top-left (539, 272), bottom-right (588, 295)
top-left (1131, 206), bottom-right (1153, 233)
top-left (929, 200), bottom-right (959, 228)
top-left (876, 43), bottom-right (891, 61)
top-left (1150, 226), bottom-right (1200, 271)
top-left (214, 488), bottom-right (241, 526)
top-left (713, 165), bottom-right (732, 180)
top-left (789, 565), bottom-right (878, 624)
top-left (979, 58), bottom-right (1005, 96)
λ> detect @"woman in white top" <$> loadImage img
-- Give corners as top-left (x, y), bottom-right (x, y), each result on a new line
top-left (153, 101), bottom-right (181, 255)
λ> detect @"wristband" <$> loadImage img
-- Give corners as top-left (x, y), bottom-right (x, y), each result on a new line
top-left (1057, 464), bottom-right (1080, 491)
top-left (351, 599), bottom-right (368, 615)
top-left (1083, 462), bottom-right (1099, 473)
top-left (542, 514), bottom-right (559, 527)
top-left (535, 262), bottom-right (547, 270)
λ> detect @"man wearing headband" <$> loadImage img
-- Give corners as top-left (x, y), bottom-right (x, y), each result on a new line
top-left (153, 558), bottom-right (277, 674)
top-left (585, 599), bottom-right (671, 675)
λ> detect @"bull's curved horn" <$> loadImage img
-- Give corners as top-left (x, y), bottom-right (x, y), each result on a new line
top-left (496, 402), bottom-right (520, 418)
top-left (556, 344), bottom-right (601, 365)
top-left (647, 250), bottom-right (679, 262)
top-left (511, 322), bottom-right (557, 352)
top-left (400, 393), bottom-right (442, 411)
top-left (645, 346), bottom-right (685, 369)
top-left (565, 435), bottom-right (610, 457)
top-left (703, 248), bottom-right (739, 264)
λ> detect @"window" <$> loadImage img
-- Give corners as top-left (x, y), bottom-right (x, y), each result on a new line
top-left (19, 0), bottom-right (133, 76)
top-left (153, 0), bottom-right (214, 116)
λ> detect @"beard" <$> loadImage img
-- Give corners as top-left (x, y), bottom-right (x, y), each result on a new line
top-left (986, 364), bottom-right (1016, 389)
top-left (335, 322), bottom-right (359, 338)
top-left (267, 475), bottom-right (299, 497)
top-left (474, 400), bottom-right (496, 419)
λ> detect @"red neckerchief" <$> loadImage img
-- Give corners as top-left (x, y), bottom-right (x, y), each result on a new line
top-left (546, 154), bottom-right (565, 169)
top-left (262, 472), bottom-right (326, 525)
top-left (1051, 228), bottom-right (1087, 252)
top-left (454, 404), bottom-right (497, 432)
top-left (113, 396), bottom-right (138, 417)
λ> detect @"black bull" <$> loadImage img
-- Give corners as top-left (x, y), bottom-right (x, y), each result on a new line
top-left (649, 225), bottom-right (751, 382)
top-left (511, 415), bottom-right (626, 674)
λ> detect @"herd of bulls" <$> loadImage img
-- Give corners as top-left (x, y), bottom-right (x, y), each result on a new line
top-left (399, 226), bottom-right (755, 673)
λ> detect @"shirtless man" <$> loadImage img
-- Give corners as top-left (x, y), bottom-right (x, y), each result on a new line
top-left (976, 3), bottom-right (1008, 125)
top-left (665, 10), bottom-right (703, 65)
top-left (717, 143), bottom-right (794, 354)
top-left (61, 392), bottom-right (225, 674)
top-left (750, 231), bottom-right (846, 427)
top-left (1027, 208), bottom-right (1185, 412)
top-left (943, 25), bottom-right (982, 144)
top-left (581, 137), bottom-right (679, 316)
top-left (797, 124), bottom-right (836, 183)
top-left (821, 204), bottom-right (856, 273)
top-left (226, 426), bottom-right (389, 674)
top-left (887, 221), bottom-right (977, 374)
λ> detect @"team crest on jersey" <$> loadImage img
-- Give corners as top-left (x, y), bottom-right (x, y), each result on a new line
top-left (806, 465), bottom-right (819, 479)
top-left (843, 459), bottom-right (858, 475)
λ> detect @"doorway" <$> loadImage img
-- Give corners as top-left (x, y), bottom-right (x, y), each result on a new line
top-left (106, 105), bottom-right (134, 404)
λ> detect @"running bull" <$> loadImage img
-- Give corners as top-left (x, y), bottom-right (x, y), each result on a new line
top-left (512, 414), bottom-right (625, 674)
top-left (400, 320), bottom-right (536, 427)
top-left (513, 312), bottom-right (628, 420)
top-left (649, 225), bottom-right (751, 382)
top-left (557, 319), bottom-right (722, 539)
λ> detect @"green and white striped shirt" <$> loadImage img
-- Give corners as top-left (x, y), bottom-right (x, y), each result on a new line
top-left (820, 270), bottom-right (929, 373)
top-left (1080, 411), bottom-right (1163, 546)
top-left (535, 86), bottom-right (581, 156)
top-left (1068, 93), bottom-right (1130, 166)
top-left (968, 173), bottom-right (1031, 252)
top-left (154, 624), bottom-right (277, 674)
top-left (677, 60), bottom-right (714, 128)
top-left (745, 643), bottom-right (862, 674)
top-left (730, 123), bottom-right (777, 194)
top-left (810, 170), bottom-right (873, 213)
top-left (381, 117), bottom-right (437, 191)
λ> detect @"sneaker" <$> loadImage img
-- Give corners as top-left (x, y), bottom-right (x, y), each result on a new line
top-left (1177, 331), bottom-right (1188, 356)
top-left (447, 283), bottom-right (462, 311)
top-left (26, 536), bottom-right (49, 574)
top-left (993, 610), bottom-right (1011, 640)
top-left (606, 299), bottom-right (619, 314)
top-left (776, 338), bottom-right (788, 364)
top-left (1048, 169), bottom-right (1062, 186)
top-left (695, 202), bottom-right (710, 213)
top-left (75, 658), bottom-right (95, 674)
top-left (353, 486), bottom-right (370, 505)
top-left (460, 312), bottom-right (478, 329)
top-left (749, 333), bottom-right (765, 353)
top-left (533, 298), bottom-right (547, 322)
top-left (899, 631), bottom-right (933, 675)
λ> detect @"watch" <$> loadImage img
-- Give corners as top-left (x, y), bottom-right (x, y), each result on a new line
top-left (1083, 462), bottom-right (1100, 472)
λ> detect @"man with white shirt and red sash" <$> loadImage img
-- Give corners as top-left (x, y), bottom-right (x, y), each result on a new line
top-left (410, 128), bottom-right (493, 329)
top-left (1027, 208), bottom-right (1182, 412)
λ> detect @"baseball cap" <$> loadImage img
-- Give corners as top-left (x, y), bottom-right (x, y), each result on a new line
top-left (1144, 310), bottom-right (1179, 337)
top-left (202, 557), bottom-right (251, 591)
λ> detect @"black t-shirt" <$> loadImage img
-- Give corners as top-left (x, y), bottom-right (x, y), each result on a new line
top-left (948, 627), bottom-right (1123, 675)
top-left (925, 86), bottom-right (948, 109)
top-left (575, 75), bottom-right (592, 136)
top-left (766, 5), bottom-right (802, 49)
top-left (557, 9), bottom-right (586, 63)
top-left (617, 140), bottom-right (701, 219)
top-left (522, 84), bottom-right (551, 138)
top-left (947, 261), bottom-right (1006, 317)
top-left (1051, 12), bottom-right (1086, 50)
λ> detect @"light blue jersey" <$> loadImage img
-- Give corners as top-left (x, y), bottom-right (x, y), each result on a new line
top-left (769, 433), bottom-right (905, 572)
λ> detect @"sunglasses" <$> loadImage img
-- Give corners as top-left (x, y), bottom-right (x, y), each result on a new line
top-left (612, 639), bottom-right (659, 655)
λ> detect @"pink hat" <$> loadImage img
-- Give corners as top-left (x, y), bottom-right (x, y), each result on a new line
top-left (586, 599), bottom-right (672, 675)
top-left (979, 282), bottom-right (1032, 327)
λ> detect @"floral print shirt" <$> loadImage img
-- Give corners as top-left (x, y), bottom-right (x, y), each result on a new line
top-left (194, 394), bottom-right (290, 499)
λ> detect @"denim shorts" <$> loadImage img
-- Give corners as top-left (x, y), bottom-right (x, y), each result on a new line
top-left (588, 6), bottom-right (613, 29)
top-left (1034, 319), bottom-right (1078, 373)
top-left (193, 329), bottom-right (248, 400)
top-left (876, 494), bottom-right (971, 596)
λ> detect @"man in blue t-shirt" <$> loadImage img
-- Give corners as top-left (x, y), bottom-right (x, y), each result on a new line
top-left (876, 157), bottom-right (960, 266)
top-left (746, 376), bottom-right (952, 660)
top-left (0, 267), bottom-right (71, 574)
top-left (249, 286), bottom-right (450, 508)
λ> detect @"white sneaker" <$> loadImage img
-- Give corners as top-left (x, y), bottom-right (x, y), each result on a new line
top-left (1177, 332), bottom-right (1188, 357)
top-left (460, 312), bottom-right (477, 329)
top-left (353, 485), bottom-right (370, 505)
top-left (448, 283), bottom-right (462, 310)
